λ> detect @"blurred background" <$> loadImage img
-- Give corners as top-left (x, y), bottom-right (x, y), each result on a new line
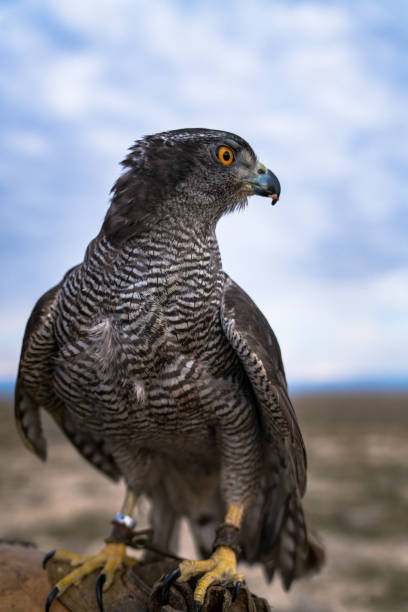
top-left (1, 1), bottom-right (407, 611)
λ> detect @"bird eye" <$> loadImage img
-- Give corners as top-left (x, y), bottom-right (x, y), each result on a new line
top-left (216, 146), bottom-right (234, 166)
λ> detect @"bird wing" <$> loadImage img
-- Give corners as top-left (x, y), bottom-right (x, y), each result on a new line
top-left (220, 274), bottom-right (324, 588)
top-left (220, 273), bottom-right (306, 495)
top-left (15, 270), bottom-right (120, 481)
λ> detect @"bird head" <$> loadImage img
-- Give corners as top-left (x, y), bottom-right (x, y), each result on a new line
top-left (103, 128), bottom-right (280, 245)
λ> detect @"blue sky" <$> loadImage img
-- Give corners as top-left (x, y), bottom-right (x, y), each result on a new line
top-left (1, 0), bottom-right (407, 389)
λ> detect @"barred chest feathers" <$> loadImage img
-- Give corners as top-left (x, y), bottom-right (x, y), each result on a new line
top-left (53, 224), bottom-right (240, 421)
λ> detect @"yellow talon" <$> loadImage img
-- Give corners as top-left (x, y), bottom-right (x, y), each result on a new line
top-left (177, 546), bottom-right (240, 606)
top-left (50, 542), bottom-right (134, 597)
top-left (178, 558), bottom-right (214, 581)
top-left (163, 504), bottom-right (245, 606)
top-left (50, 548), bottom-right (90, 566)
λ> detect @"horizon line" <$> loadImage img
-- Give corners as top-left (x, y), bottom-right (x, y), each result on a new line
top-left (1, 375), bottom-right (407, 396)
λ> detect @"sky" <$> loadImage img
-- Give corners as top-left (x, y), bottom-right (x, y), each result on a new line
top-left (0, 0), bottom-right (407, 390)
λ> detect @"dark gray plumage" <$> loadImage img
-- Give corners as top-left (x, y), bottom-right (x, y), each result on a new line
top-left (15, 128), bottom-right (323, 591)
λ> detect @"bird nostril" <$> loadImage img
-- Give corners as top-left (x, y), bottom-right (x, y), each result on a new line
top-left (257, 168), bottom-right (266, 175)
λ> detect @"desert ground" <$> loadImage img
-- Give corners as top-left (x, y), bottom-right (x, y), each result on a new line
top-left (1, 392), bottom-right (407, 611)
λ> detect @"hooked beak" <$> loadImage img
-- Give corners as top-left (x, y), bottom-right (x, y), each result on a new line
top-left (242, 162), bottom-right (281, 205)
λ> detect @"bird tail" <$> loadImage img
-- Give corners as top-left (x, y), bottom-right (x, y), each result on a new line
top-left (243, 484), bottom-right (325, 590)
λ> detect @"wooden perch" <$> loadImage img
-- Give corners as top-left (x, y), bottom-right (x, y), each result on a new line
top-left (0, 541), bottom-right (270, 612)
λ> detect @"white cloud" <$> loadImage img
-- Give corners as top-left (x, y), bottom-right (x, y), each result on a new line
top-left (44, 53), bottom-right (103, 118)
top-left (258, 267), bottom-right (408, 381)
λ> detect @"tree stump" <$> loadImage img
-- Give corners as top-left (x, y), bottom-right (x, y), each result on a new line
top-left (0, 541), bottom-right (66, 612)
top-left (0, 541), bottom-right (271, 612)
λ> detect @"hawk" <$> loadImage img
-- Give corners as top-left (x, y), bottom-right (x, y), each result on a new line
top-left (15, 129), bottom-right (323, 611)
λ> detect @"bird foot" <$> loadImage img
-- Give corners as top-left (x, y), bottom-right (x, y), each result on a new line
top-left (162, 546), bottom-right (243, 610)
top-left (44, 542), bottom-right (136, 611)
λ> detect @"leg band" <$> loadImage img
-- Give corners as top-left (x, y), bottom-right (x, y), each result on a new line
top-left (212, 523), bottom-right (241, 556)
top-left (105, 518), bottom-right (153, 547)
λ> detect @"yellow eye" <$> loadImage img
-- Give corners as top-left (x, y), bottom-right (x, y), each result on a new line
top-left (217, 145), bottom-right (234, 166)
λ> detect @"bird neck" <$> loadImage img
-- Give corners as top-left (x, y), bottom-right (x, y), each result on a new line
top-left (91, 218), bottom-right (223, 289)
top-left (140, 220), bottom-right (222, 285)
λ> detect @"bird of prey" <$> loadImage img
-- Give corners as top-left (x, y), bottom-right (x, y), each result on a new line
top-left (15, 128), bottom-right (323, 611)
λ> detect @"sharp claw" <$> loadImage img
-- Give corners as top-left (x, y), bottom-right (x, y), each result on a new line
top-left (194, 601), bottom-right (203, 612)
top-left (42, 550), bottom-right (56, 570)
top-left (45, 585), bottom-right (59, 612)
top-left (161, 566), bottom-right (181, 603)
top-left (233, 581), bottom-right (242, 602)
top-left (96, 573), bottom-right (106, 612)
